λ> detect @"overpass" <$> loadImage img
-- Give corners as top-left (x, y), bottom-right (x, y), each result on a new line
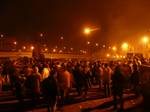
top-left (0, 51), bottom-right (90, 60)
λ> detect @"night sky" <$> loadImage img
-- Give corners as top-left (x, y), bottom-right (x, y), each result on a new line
top-left (1, 0), bottom-right (150, 49)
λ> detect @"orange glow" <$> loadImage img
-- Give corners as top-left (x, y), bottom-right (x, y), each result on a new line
top-left (40, 33), bottom-right (43, 37)
top-left (31, 46), bottom-right (34, 50)
top-left (84, 27), bottom-right (91, 34)
top-left (13, 41), bottom-right (17, 45)
top-left (59, 50), bottom-right (63, 53)
top-left (122, 42), bottom-right (128, 51)
top-left (45, 48), bottom-right (48, 51)
top-left (112, 46), bottom-right (117, 51)
top-left (53, 49), bottom-right (56, 52)
top-left (106, 53), bottom-right (110, 57)
top-left (22, 46), bottom-right (26, 50)
top-left (142, 36), bottom-right (149, 44)
top-left (60, 36), bottom-right (64, 40)
top-left (102, 45), bottom-right (106, 48)
top-left (0, 34), bottom-right (4, 38)
top-left (87, 41), bottom-right (90, 45)
top-left (95, 43), bottom-right (99, 47)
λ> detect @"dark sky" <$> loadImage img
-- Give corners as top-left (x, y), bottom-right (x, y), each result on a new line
top-left (1, 0), bottom-right (150, 49)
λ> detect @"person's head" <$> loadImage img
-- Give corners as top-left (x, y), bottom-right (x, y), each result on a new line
top-left (133, 64), bottom-right (138, 71)
top-left (0, 65), bottom-right (3, 74)
top-left (32, 65), bottom-right (39, 73)
top-left (115, 65), bottom-right (121, 73)
top-left (104, 63), bottom-right (108, 68)
top-left (26, 67), bottom-right (33, 76)
top-left (44, 64), bottom-right (49, 68)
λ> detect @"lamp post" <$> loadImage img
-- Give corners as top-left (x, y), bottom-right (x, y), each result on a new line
top-left (121, 42), bottom-right (129, 56)
top-left (112, 46), bottom-right (117, 57)
top-left (83, 26), bottom-right (100, 57)
top-left (84, 27), bottom-right (91, 35)
top-left (84, 27), bottom-right (92, 55)
top-left (142, 36), bottom-right (149, 58)
top-left (13, 41), bottom-right (17, 51)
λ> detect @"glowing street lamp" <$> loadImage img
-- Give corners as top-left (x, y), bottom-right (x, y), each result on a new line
top-left (112, 46), bottom-right (117, 51)
top-left (13, 41), bottom-right (17, 45)
top-left (106, 53), bottom-right (110, 57)
top-left (31, 46), bottom-right (34, 50)
top-left (122, 42), bottom-right (129, 51)
top-left (40, 33), bottom-right (43, 37)
top-left (63, 46), bottom-right (66, 49)
top-left (87, 41), bottom-right (91, 45)
top-left (84, 26), bottom-right (99, 35)
top-left (95, 43), bottom-right (99, 47)
top-left (141, 36), bottom-right (149, 58)
top-left (102, 45), bottom-right (106, 48)
top-left (45, 48), bottom-right (48, 52)
top-left (0, 34), bottom-right (4, 38)
top-left (60, 36), bottom-right (64, 40)
top-left (83, 50), bottom-right (87, 54)
top-left (142, 36), bottom-right (149, 44)
top-left (84, 27), bottom-right (91, 35)
top-left (59, 50), bottom-right (63, 53)
top-left (53, 49), bottom-right (56, 53)
top-left (22, 46), bottom-right (26, 50)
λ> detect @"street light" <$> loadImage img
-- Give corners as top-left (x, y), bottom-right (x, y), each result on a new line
top-left (31, 46), bottom-right (34, 50)
top-left (70, 47), bottom-right (73, 51)
top-left (22, 46), bottom-right (26, 50)
top-left (83, 27), bottom-right (99, 35)
top-left (87, 41), bottom-right (91, 45)
top-left (112, 46), bottom-right (117, 51)
top-left (0, 34), bottom-right (4, 38)
top-left (95, 43), bottom-right (99, 47)
top-left (84, 27), bottom-right (91, 35)
top-left (53, 48), bottom-right (56, 53)
top-left (121, 42), bottom-right (129, 51)
top-left (59, 50), bottom-right (63, 53)
top-left (102, 45), bottom-right (106, 48)
top-left (106, 53), bottom-right (110, 57)
top-left (13, 41), bottom-right (17, 45)
top-left (142, 36), bottom-right (149, 58)
top-left (142, 36), bottom-right (149, 44)
top-left (60, 36), bottom-right (64, 40)
top-left (40, 33), bottom-right (43, 37)
top-left (45, 48), bottom-right (48, 52)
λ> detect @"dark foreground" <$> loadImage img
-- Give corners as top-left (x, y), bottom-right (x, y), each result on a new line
top-left (0, 85), bottom-right (148, 112)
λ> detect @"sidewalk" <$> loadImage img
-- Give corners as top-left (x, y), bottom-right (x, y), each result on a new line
top-left (26, 94), bottom-right (143, 112)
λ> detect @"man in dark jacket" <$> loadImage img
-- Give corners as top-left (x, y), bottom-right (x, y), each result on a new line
top-left (41, 70), bottom-right (59, 112)
top-left (25, 66), bottom-right (41, 110)
top-left (111, 65), bottom-right (125, 111)
top-left (130, 64), bottom-right (140, 96)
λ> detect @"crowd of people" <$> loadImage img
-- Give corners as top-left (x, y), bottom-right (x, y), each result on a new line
top-left (0, 57), bottom-right (143, 112)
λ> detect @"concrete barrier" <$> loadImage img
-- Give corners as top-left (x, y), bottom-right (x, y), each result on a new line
top-left (0, 51), bottom-right (90, 60)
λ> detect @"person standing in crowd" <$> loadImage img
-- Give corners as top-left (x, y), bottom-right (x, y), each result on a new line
top-left (41, 70), bottom-right (59, 112)
top-left (83, 64), bottom-right (92, 89)
top-left (8, 61), bottom-right (17, 90)
top-left (95, 63), bottom-right (101, 89)
top-left (25, 66), bottom-right (41, 110)
top-left (57, 64), bottom-right (72, 106)
top-left (103, 63), bottom-right (112, 97)
top-left (0, 65), bottom-right (3, 92)
top-left (112, 65), bottom-right (125, 111)
top-left (99, 64), bottom-right (104, 89)
top-left (130, 64), bottom-right (140, 96)
top-left (73, 64), bottom-right (86, 96)
top-left (41, 64), bottom-right (50, 80)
